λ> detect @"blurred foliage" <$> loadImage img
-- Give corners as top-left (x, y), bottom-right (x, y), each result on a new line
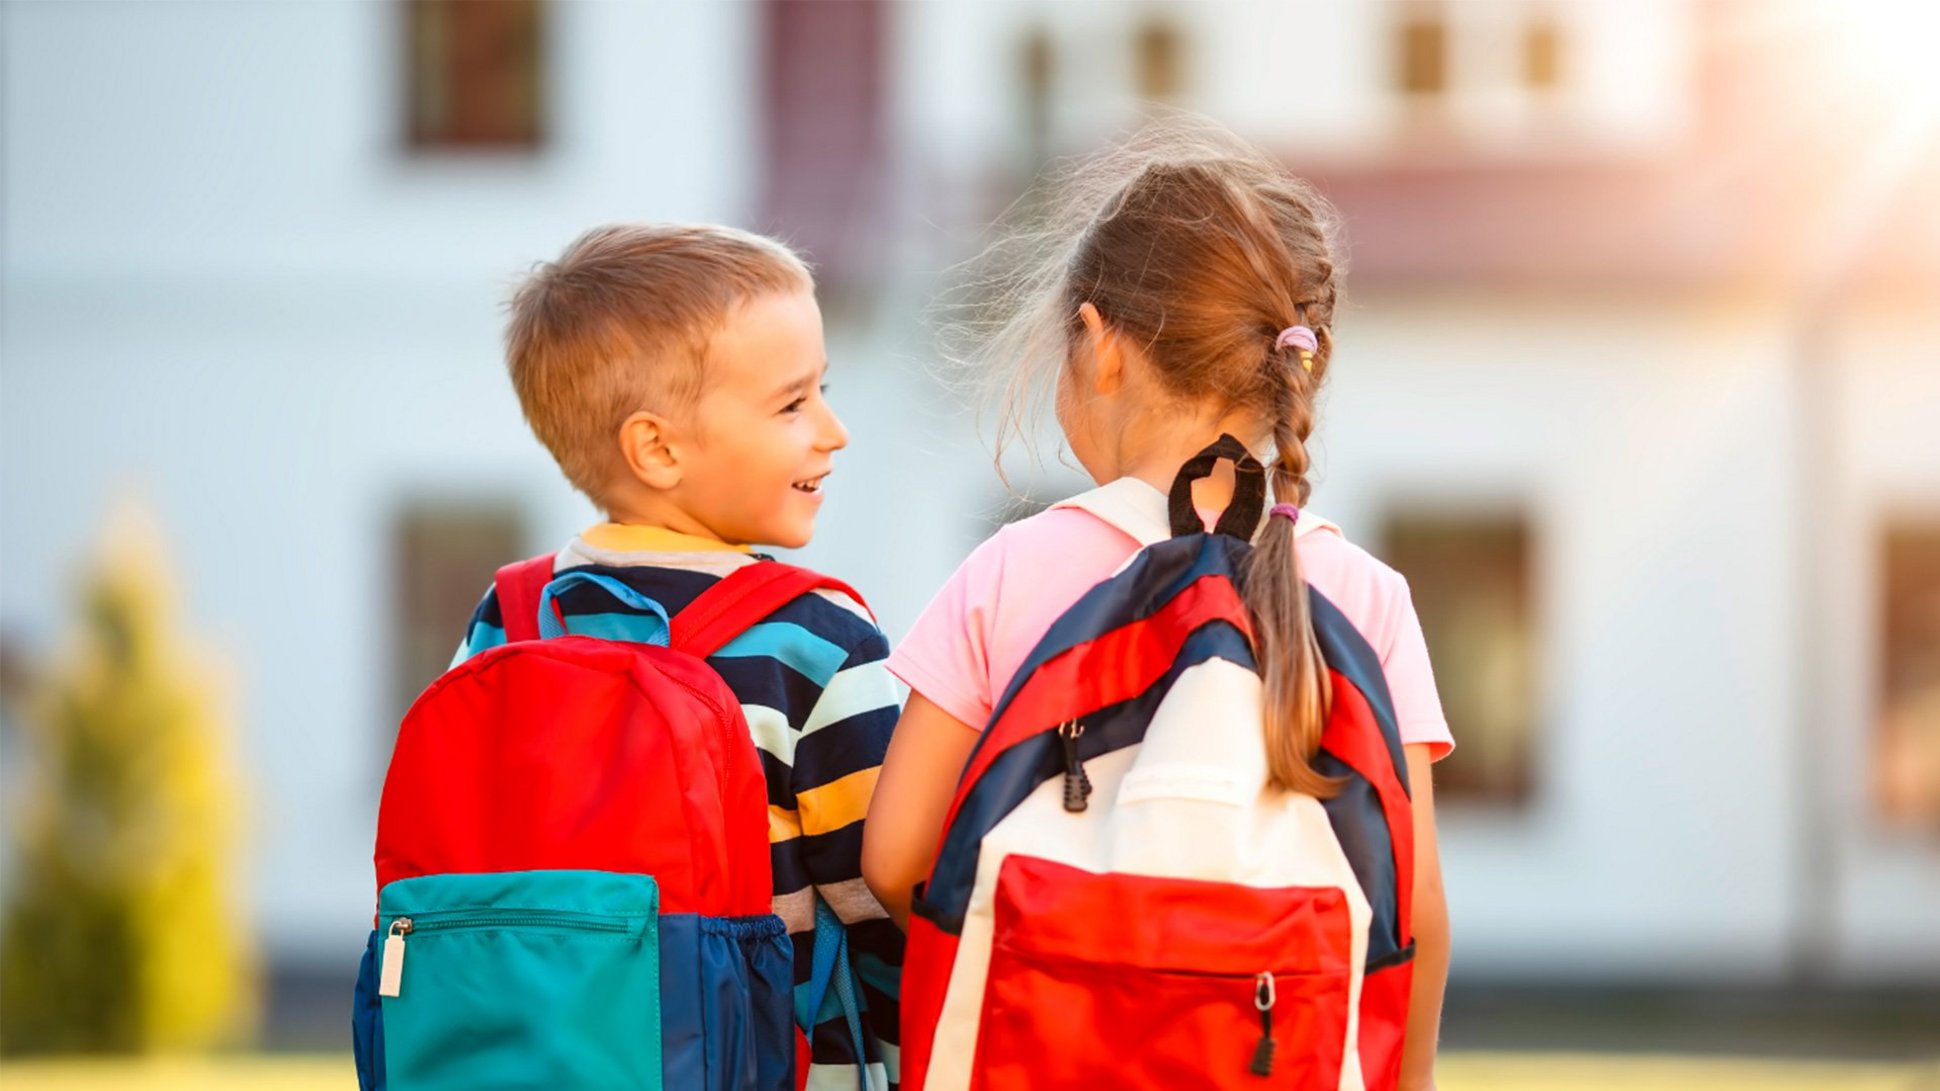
top-left (0, 503), bottom-right (256, 1055)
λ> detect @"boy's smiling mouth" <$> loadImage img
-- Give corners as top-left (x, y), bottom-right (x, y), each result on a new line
top-left (792, 474), bottom-right (828, 494)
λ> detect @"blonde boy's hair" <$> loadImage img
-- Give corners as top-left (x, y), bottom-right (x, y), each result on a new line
top-left (506, 223), bottom-right (812, 502)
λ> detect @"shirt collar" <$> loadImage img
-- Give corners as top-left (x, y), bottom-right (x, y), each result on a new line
top-left (1051, 477), bottom-right (1340, 545)
top-left (578, 523), bottom-right (755, 554)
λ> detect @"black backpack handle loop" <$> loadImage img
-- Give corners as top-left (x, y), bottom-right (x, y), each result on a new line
top-left (1166, 434), bottom-right (1267, 539)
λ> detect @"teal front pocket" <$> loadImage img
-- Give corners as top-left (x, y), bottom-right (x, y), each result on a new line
top-left (377, 870), bottom-right (662, 1091)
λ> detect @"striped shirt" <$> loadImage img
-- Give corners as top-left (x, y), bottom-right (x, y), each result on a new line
top-left (456, 524), bottom-right (903, 1090)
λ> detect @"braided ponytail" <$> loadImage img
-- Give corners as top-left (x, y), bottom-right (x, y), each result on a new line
top-left (1246, 328), bottom-right (1341, 795)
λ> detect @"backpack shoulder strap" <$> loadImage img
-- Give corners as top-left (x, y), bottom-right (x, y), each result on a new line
top-left (493, 554), bottom-right (557, 644)
top-left (671, 561), bottom-right (869, 660)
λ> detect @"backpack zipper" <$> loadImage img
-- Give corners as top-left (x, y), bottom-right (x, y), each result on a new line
top-left (991, 945), bottom-right (1301, 1078)
top-left (377, 909), bottom-right (635, 1000)
top-left (1250, 971), bottom-right (1277, 1076)
top-left (1058, 721), bottom-right (1092, 812)
top-left (378, 918), bottom-right (412, 998)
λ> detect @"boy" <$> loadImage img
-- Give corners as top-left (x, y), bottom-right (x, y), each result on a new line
top-left (458, 224), bottom-right (901, 1089)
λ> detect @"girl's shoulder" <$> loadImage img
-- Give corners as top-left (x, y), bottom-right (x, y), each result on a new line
top-left (966, 482), bottom-right (1413, 630)
top-left (1296, 525), bottom-right (1415, 648)
top-left (1298, 523), bottom-right (1403, 584)
top-left (982, 488), bottom-right (1409, 600)
top-left (999, 501), bottom-right (1145, 552)
top-left (960, 503), bottom-right (1145, 592)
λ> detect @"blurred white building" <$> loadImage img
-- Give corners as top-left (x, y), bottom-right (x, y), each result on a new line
top-left (3, 0), bottom-right (1936, 1001)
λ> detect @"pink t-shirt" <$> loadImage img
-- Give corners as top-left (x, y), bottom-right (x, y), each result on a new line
top-left (888, 478), bottom-right (1454, 760)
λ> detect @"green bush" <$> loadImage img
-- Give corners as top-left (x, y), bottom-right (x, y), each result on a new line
top-left (1, 505), bottom-right (256, 1055)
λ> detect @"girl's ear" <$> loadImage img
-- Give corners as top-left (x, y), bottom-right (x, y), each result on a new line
top-left (619, 410), bottom-right (682, 491)
top-left (1077, 301), bottom-right (1125, 395)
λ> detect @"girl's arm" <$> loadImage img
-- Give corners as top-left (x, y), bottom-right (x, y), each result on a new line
top-left (1400, 742), bottom-right (1450, 1091)
top-left (862, 691), bottom-right (981, 930)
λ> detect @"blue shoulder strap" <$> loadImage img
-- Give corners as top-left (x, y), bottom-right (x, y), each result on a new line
top-left (797, 897), bottom-right (872, 1089)
top-left (535, 571), bottom-right (671, 644)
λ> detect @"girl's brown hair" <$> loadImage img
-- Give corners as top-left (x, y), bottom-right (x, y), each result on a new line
top-left (943, 118), bottom-right (1344, 795)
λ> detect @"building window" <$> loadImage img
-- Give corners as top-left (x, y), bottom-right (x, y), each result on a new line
top-left (1020, 26), bottom-right (1055, 170)
top-left (1522, 15), bottom-right (1564, 91)
top-left (1394, 9), bottom-right (1450, 97)
top-left (760, 0), bottom-right (887, 291)
top-left (1381, 511), bottom-right (1538, 805)
top-left (391, 502), bottom-right (526, 726)
top-left (403, 0), bottom-right (546, 150)
top-left (1878, 523), bottom-right (1940, 828)
top-left (1133, 18), bottom-right (1186, 102)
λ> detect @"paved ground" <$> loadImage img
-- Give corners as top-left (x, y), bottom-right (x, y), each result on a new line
top-left (14, 984), bottom-right (1932, 1089)
top-left (1436, 986), bottom-right (1940, 1061)
top-left (2, 1054), bottom-right (1936, 1090)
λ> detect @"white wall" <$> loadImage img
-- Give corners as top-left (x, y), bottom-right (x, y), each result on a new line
top-left (892, 0), bottom-right (1691, 175)
top-left (1321, 293), bottom-right (1805, 979)
top-left (1, 0), bottom-right (763, 960)
top-left (2, 0), bottom-right (762, 282)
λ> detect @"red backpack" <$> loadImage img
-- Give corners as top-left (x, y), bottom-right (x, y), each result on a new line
top-left (353, 556), bottom-right (862, 1091)
top-left (900, 440), bottom-right (1416, 1091)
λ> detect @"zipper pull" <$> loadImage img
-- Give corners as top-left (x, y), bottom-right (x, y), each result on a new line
top-left (1058, 722), bottom-right (1091, 812)
top-left (1250, 971), bottom-right (1277, 1076)
top-left (379, 917), bottom-right (413, 998)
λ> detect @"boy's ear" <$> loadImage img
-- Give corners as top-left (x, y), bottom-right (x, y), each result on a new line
top-left (618, 410), bottom-right (682, 490)
top-left (1077, 302), bottom-right (1124, 396)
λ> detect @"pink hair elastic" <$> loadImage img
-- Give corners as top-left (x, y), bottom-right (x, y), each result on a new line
top-left (1269, 503), bottom-right (1301, 525)
top-left (1275, 325), bottom-right (1317, 372)
top-left (1274, 325), bottom-right (1317, 353)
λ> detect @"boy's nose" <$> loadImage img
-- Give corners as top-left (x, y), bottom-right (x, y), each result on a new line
top-left (819, 403), bottom-right (850, 451)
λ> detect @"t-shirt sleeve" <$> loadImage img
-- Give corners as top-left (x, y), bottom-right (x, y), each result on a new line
top-left (451, 583), bottom-right (507, 666)
top-left (886, 532), bottom-right (1005, 730)
top-left (1379, 573), bottom-right (1455, 761)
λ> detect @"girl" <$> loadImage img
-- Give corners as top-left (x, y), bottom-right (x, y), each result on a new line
top-left (863, 124), bottom-right (1452, 1090)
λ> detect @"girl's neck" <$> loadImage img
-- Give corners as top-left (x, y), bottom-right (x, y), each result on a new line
top-left (1111, 410), bottom-right (1265, 515)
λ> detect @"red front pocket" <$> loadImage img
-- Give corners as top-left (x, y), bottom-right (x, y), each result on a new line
top-left (971, 856), bottom-right (1354, 1090)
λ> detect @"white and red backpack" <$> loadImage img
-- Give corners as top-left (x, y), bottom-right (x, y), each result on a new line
top-left (901, 438), bottom-right (1416, 1091)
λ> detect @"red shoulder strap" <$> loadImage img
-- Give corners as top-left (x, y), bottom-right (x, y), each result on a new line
top-left (493, 555), bottom-right (557, 644)
top-left (671, 562), bottom-right (868, 659)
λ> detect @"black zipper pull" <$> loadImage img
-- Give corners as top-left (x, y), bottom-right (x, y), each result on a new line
top-left (1250, 972), bottom-right (1277, 1076)
top-left (1058, 721), bottom-right (1090, 812)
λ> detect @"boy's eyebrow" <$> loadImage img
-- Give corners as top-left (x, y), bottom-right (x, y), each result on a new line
top-left (772, 359), bottom-right (830, 399)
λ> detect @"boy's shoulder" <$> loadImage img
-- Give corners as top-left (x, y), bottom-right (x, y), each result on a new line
top-left (461, 544), bottom-right (886, 672)
top-left (553, 535), bottom-right (884, 644)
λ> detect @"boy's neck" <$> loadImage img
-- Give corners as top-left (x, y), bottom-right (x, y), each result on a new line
top-left (603, 493), bottom-right (738, 546)
top-left (590, 513), bottom-right (754, 554)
